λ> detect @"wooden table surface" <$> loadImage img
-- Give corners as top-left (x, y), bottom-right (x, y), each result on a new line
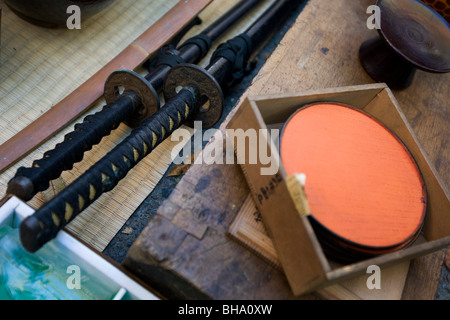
top-left (123, 0), bottom-right (449, 300)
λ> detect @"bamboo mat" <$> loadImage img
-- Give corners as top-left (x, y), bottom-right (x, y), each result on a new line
top-left (0, 0), bottom-right (276, 251)
top-left (0, 0), bottom-right (180, 144)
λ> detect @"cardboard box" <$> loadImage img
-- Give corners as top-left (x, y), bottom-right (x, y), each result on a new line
top-left (227, 83), bottom-right (450, 296)
top-left (0, 196), bottom-right (160, 300)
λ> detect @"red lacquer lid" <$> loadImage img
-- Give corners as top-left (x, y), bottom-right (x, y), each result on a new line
top-left (280, 102), bottom-right (426, 261)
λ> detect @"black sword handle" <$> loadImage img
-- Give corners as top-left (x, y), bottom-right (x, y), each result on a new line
top-left (7, 0), bottom-right (265, 202)
top-left (20, 88), bottom-right (197, 253)
top-left (7, 2), bottom-right (248, 202)
top-left (7, 92), bottom-right (140, 201)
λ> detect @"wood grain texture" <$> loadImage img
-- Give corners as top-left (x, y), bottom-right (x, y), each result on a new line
top-left (229, 194), bottom-right (412, 300)
top-left (401, 249), bottom-right (446, 300)
top-left (125, 162), bottom-right (300, 300)
top-left (280, 103), bottom-right (426, 250)
top-left (125, 0), bottom-right (449, 299)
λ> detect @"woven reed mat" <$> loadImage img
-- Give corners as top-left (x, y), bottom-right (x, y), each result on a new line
top-left (0, 0), bottom-right (275, 251)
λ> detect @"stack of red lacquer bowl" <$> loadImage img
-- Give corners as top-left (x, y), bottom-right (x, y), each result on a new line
top-left (280, 102), bottom-right (427, 263)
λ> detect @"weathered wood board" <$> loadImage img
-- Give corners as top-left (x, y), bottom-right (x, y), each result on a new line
top-left (124, 0), bottom-right (449, 300)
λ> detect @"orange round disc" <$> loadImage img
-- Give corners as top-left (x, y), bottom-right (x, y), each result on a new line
top-left (280, 102), bottom-right (426, 250)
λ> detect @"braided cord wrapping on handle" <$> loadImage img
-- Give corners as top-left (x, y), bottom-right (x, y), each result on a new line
top-left (8, 92), bottom-right (140, 201)
top-left (20, 88), bottom-right (197, 253)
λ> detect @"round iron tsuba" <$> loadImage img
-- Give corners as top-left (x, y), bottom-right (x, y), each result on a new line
top-left (164, 63), bottom-right (224, 129)
top-left (280, 102), bottom-right (427, 263)
top-left (104, 70), bottom-right (160, 127)
top-left (376, 0), bottom-right (450, 73)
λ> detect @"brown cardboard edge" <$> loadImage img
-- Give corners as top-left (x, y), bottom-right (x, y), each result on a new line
top-left (380, 89), bottom-right (450, 240)
top-left (228, 83), bottom-right (450, 296)
top-left (360, 88), bottom-right (450, 240)
top-left (326, 236), bottom-right (450, 284)
top-left (227, 97), bottom-right (331, 296)
top-left (249, 83), bottom-right (388, 123)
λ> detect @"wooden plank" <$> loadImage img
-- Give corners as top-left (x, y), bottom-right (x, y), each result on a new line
top-left (125, 161), bottom-right (301, 300)
top-left (228, 194), bottom-right (282, 269)
top-left (124, 0), bottom-right (449, 299)
top-left (401, 249), bottom-right (446, 300)
top-left (229, 194), bottom-right (412, 300)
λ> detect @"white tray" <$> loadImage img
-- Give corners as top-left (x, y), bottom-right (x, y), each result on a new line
top-left (0, 196), bottom-right (159, 300)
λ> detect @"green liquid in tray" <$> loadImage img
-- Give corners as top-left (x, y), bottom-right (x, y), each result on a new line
top-left (0, 226), bottom-right (114, 300)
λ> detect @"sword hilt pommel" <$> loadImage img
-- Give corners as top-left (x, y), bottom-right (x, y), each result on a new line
top-left (20, 215), bottom-right (44, 253)
top-left (6, 176), bottom-right (34, 201)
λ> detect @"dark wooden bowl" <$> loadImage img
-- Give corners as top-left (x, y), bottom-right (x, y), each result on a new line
top-left (360, 0), bottom-right (450, 90)
top-left (4, 0), bottom-right (116, 28)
